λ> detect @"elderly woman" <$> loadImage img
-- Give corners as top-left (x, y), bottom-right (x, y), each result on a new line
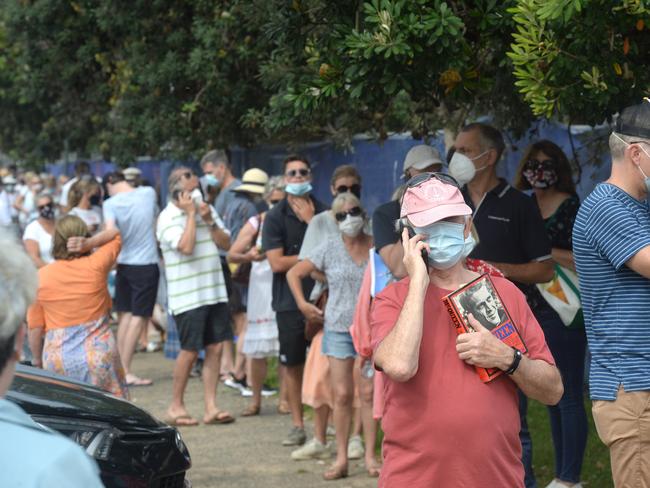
top-left (22, 193), bottom-right (56, 268)
top-left (27, 215), bottom-right (127, 398)
top-left (287, 192), bottom-right (373, 480)
top-left (227, 176), bottom-right (286, 416)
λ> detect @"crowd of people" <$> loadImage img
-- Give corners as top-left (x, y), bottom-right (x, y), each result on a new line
top-left (2, 99), bottom-right (650, 487)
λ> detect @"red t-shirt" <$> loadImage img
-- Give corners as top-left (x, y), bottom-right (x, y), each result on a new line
top-left (370, 276), bottom-right (555, 488)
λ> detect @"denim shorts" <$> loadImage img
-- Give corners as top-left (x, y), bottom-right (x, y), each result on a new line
top-left (321, 329), bottom-right (357, 359)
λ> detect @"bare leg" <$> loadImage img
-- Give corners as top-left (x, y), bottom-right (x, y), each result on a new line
top-left (329, 356), bottom-right (355, 469)
top-left (314, 405), bottom-right (330, 444)
top-left (220, 340), bottom-right (235, 377)
top-left (278, 364), bottom-right (290, 412)
top-left (285, 364), bottom-right (305, 428)
top-left (167, 349), bottom-right (198, 418)
top-left (120, 315), bottom-right (151, 383)
top-left (355, 357), bottom-right (381, 471)
top-left (203, 342), bottom-right (228, 420)
top-left (248, 358), bottom-right (267, 408)
top-left (116, 312), bottom-right (131, 363)
top-left (232, 312), bottom-right (247, 380)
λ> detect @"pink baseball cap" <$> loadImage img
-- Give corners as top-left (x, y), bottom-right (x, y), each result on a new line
top-left (400, 176), bottom-right (472, 227)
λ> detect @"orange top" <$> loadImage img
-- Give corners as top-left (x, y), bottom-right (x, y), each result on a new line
top-left (27, 235), bottom-right (121, 330)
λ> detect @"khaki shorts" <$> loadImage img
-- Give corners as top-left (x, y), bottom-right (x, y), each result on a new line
top-left (592, 386), bottom-right (650, 488)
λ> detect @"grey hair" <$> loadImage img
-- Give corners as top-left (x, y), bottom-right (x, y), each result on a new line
top-left (167, 166), bottom-right (190, 201)
top-left (264, 175), bottom-right (285, 200)
top-left (331, 192), bottom-right (362, 215)
top-left (0, 238), bottom-right (37, 340)
top-left (200, 149), bottom-right (229, 168)
top-left (609, 132), bottom-right (650, 161)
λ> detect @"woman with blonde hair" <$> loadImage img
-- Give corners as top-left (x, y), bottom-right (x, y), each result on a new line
top-left (27, 215), bottom-right (127, 398)
top-left (67, 176), bottom-right (103, 234)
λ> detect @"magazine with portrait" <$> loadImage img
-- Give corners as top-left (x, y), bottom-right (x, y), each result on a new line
top-left (442, 274), bottom-right (528, 383)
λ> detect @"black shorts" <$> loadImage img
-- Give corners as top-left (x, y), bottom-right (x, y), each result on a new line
top-left (173, 303), bottom-right (233, 351)
top-left (276, 310), bottom-right (308, 366)
top-left (114, 264), bottom-right (160, 317)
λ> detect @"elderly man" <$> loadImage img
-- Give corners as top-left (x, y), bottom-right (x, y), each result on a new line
top-left (573, 100), bottom-right (650, 487)
top-left (157, 167), bottom-right (234, 426)
top-left (0, 239), bottom-right (103, 487)
top-left (371, 174), bottom-right (562, 487)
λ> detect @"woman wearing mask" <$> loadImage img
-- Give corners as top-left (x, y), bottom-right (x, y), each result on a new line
top-left (23, 194), bottom-right (56, 268)
top-left (26, 216), bottom-right (127, 398)
top-left (287, 193), bottom-right (373, 480)
top-left (227, 177), bottom-right (286, 416)
top-left (514, 140), bottom-right (586, 488)
top-left (67, 176), bottom-right (103, 234)
top-left (14, 174), bottom-right (43, 229)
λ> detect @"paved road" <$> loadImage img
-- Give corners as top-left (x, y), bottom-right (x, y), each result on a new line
top-left (130, 351), bottom-right (378, 488)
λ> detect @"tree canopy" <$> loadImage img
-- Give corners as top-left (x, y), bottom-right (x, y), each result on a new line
top-left (0, 0), bottom-right (648, 164)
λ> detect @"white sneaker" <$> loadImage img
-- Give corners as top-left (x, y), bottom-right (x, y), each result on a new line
top-left (347, 434), bottom-right (365, 460)
top-left (545, 481), bottom-right (583, 488)
top-left (326, 425), bottom-right (336, 438)
top-left (291, 438), bottom-right (331, 460)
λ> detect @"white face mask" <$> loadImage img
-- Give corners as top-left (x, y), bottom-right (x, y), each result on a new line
top-left (462, 233), bottom-right (477, 258)
top-left (448, 151), bottom-right (489, 186)
top-left (338, 215), bottom-right (364, 237)
top-left (191, 188), bottom-right (204, 208)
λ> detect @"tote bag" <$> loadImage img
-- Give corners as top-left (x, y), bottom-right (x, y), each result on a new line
top-left (537, 265), bottom-right (584, 329)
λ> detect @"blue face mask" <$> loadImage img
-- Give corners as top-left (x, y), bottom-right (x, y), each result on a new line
top-left (414, 221), bottom-right (466, 270)
top-left (285, 182), bottom-right (312, 196)
top-left (203, 174), bottom-right (219, 187)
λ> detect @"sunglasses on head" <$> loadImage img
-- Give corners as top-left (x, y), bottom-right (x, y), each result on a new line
top-left (335, 184), bottom-right (361, 196)
top-left (285, 168), bottom-right (310, 178)
top-left (405, 172), bottom-right (460, 189)
top-left (334, 206), bottom-right (362, 222)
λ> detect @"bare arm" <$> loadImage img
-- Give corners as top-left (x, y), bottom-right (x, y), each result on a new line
top-left (374, 229), bottom-right (430, 382)
top-left (552, 248), bottom-right (575, 271)
top-left (489, 259), bottom-right (554, 284)
top-left (28, 327), bottom-right (44, 367)
top-left (24, 239), bottom-right (47, 268)
top-left (227, 220), bottom-right (261, 264)
top-left (625, 246), bottom-right (650, 279)
top-left (287, 259), bottom-right (323, 323)
top-left (266, 248), bottom-right (299, 273)
top-left (74, 227), bottom-right (120, 254)
top-left (456, 315), bottom-right (563, 405)
top-left (378, 243), bottom-right (407, 279)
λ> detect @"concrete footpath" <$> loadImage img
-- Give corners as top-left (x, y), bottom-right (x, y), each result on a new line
top-left (130, 351), bottom-right (379, 488)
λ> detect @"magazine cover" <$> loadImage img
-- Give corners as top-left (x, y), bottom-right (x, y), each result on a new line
top-left (442, 274), bottom-right (528, 383)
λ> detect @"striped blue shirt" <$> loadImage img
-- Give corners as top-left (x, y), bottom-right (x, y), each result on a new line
top-left (573, 183), bottom-right (650, 400)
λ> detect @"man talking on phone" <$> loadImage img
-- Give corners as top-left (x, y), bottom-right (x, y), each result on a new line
top-left (157, 167), bottom-right (234, 426)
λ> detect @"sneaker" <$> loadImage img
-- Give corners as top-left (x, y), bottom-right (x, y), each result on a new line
top-left (282, 426), bottom-right (307, 446)
top-left (545, 481), bottom-right (582, 488)
top-left (224, 374), bottom-right (248, 391)
top-left (347, 434), bottom-right (365, 460)
top-left (261, 384), bottom-right (278, 397)
top-left (326, 425), bottom-right (336, 438)
top-left (291, 438), bottom-right (331, 460)
top-left (240, 386), bottom-right (253, 397)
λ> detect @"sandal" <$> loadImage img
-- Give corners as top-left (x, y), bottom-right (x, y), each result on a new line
top-left (323, 464), bottom-right (348, 481)
top-left (163, 414), bottom-right (199, 427)
top-left (204, 410), bottom-right (235, 425)
top-left (277, 403), bottom-right (291, 415)
top-left (366, 463), bottom-right (381, 478)
top-left (242, 404), bottom-right (261, 417)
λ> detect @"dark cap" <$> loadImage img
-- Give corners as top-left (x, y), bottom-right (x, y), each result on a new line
top-left (615, 98), bottom-right (650, 139)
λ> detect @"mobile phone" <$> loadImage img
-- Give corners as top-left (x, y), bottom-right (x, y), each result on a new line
top-left (400, 221), bottom-right (429, 270)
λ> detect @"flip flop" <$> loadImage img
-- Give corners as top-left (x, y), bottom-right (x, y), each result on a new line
top-left (164, 414), bottom-right (199, 427)
top-left (204, 411), bottom-right (235, 425)
top-left (126, 376), bottom-right (153, 387)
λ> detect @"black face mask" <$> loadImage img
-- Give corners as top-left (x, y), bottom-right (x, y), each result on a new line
top-left (89, 194), bottom-right (101, 206)
top-left (39, 204), bottom-right (55, 220)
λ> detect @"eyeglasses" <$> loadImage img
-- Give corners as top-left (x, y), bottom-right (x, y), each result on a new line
top-left (525, 158), bottom-right (555, 168)
top-left (335, 184), bottom-right (361, 196)
top-left (334, 206), bottom-right (362, 222)
top-left (405, 172), bottom-right (460, 190)
top-left (285, 168), bottom-right (310, 178)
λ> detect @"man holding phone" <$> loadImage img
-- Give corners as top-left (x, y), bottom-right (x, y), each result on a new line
top-left (157, 167), bottom-right (233, 426)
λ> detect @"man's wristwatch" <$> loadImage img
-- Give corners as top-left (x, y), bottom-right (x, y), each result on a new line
top-left (505, 348), bottom-right (522, 375)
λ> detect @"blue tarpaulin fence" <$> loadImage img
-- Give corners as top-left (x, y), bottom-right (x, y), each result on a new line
top-left (46, 121), bottom-right (612, 212)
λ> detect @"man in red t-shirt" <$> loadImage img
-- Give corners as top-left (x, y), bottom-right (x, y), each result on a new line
top-left (371, 174), bottom-right (562, 487)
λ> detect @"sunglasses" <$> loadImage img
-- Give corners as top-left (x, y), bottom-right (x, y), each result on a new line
top-left (405, 172), bottom-right (460, 189)
top-left (526, 158), bottom-right (555, 168)
top-left (37, 203), bottom-right (53, 210)
top-left (269, 199), bottom-right (282, 205)
top-left (182, 171), bottom-right (195, 179)
top-left (334, 206), bottom-right (363, 222)
top-left (335, 184), bottom-right (361, 196)
top-left (285, 168), bottom-right (310, 178)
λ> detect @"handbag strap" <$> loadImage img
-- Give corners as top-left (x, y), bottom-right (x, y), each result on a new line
top-left (556, 266), bottom-right (580, 297)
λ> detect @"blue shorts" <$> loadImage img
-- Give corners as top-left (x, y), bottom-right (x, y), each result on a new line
top-left (321, 329), bottom-right (357, 359)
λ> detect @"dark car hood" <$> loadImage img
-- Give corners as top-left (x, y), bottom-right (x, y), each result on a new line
top-left (7, 365), bottom-right (162, 429)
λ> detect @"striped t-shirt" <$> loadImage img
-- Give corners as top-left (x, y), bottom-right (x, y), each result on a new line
top-left (573, 183), bottom-right (650, 400)
top-left (157, 202), bottom-right (229, 315)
